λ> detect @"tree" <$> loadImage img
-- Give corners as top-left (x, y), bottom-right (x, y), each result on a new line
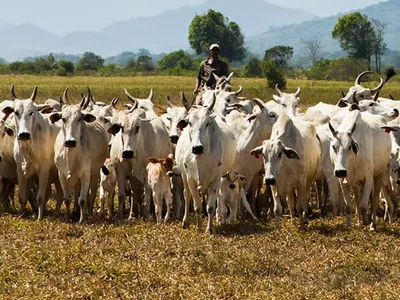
top-left (263, 46), bottom-right (294, 69)
top-left (243, 57), bottom-right (262, 77)
top-left (157, 50), bottom-right (193, 70)
top-left (136, 55), bottom-right (154, 72)
top-left (76, 52), bottom-right (104, 71)
top-left (301, 37), bottom-right (322, 66)
top-left (332, 12), bottom-right (376, 67)
top-left (188, 9), bottom-right (246, 62)
top-left (261, 60), bottom-right (286, 89)
top-left (370, 18), bottom-right (387, 73)
top-left (57, 60), bottom-right (74, 74)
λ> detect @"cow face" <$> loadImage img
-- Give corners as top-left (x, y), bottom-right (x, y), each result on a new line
top-left (124, 88), bottom-right (156, 117)
top-left (49, 105), bottom-right (96, 148)
top-left (147, 153), bottom-right (174, 176)
top-left (107, 109), bottom-right (148, 160)
top-left (341, 71), bottom-right (384, 104)
top-left (273, 86), bottom-right (301, 117)
top-left (328, 122), bottom-right (359, 178)
top-left (219, 171), bottom-right (246, 203)
top-left (358, 100), bottom-right (399, 121)
top-left (187, 106), bottom-right (216, 155)
top-left (250, 139), bottom-right (300, 185)
top-left (166, 106), bottom-right (188, 144)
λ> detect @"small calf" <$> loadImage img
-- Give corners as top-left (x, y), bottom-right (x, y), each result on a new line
top-left (146, 154), bottom-right (174, 223)
top-left (99, 158), bottom-right (117, 218)
top-left (217, 171), bottom-right (247, 224)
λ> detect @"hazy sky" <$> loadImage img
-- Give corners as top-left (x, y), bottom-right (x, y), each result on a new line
top-left (0, 0), bottom-right (386, 35)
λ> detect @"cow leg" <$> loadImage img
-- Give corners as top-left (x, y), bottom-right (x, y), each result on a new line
top-left (339, 180), bottom-right (353, 230)
top-left (297, 184), bottom-right (309, 227)
top-left (116, 168), bottom-right (126, 219)
top-left (181, 175), bottom-right (192, 229)
top-left (57, 173), bottom-right (72, 216)
top-left (229, 199), bottom-right (238, 224)
top-left (99, 184), bottom-right (106, 217)
top-left (153, 191), bottom-right (163, 224)
top-left (206, 176), bottom-right (221, 235)
top-left (240, 187), bottom-right (258, 221)
top-left (381, 185), bottom-right (394, 223)
top-left (17, 170), bottom-right (29, 214)
top-left (359, 177), bottom-right (373, 226)
top-left (271, 185), bottom-right (282, 229)
top-left (188, 179), bottom-right (202, 230)
top-left (164, 190), bottom-right (172, 223)
top-left (371, 175), bottom-right (383, 231)
top-left (218, 195), bottom-right (228, 225)
top-left (87, 174), bottom-right (99, 218)
top-left (107, 190), bottom-right (115, 218)
top-left (37, 169), bottom-right (50, 220)
top-left (78, 175), bottom-right (91, 224)
top-left (328, 177), bottom-right (341, 217)
top-left (142, 184), bottom-right (152, 220)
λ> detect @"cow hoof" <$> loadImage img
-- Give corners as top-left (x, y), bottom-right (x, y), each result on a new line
top-left (205, 227), bottom-right (213, 235)
top-left (182, 220), bottom-right (189, 229)
top-left (370, 223), bottom-right (377, 232)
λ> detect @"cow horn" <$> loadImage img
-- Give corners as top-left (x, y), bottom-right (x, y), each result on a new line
top-left (294, 87), bottom-right (301, 97)
top-left (148, 89), bottom-right (154, 101)
top-left (341, 90), bottom-right (346, 98)
top-left (350, 122), bottom-right (356, 134)
top-left (181, 92), bottom-right (191, 111)
top-left (390, 93), bottom-right (395, 100)
top-left (328, 122), bottom-right (337, 136)
top-left (355, 71), bottom-right (373, 85)
top-left (208, 92), bottom-right (216, 112)
top-left (30, 86), bottom-right (38, 102)
top-left (124, 88), bottom-right (139, 103)
top-left (371, 77), bottom-right (384, 93)
top-left (111, 97), bottom-right (119, 109)
top-left (251, 98), bottom-right (266, 111)
top-left (373, 90), bottom-right (380, 102)
top-left (79, 96), bottom-right (86, 109)
top-left (275, 84), bottom-right (283, 96)
top-left (234, 85), bottom-right (243, 96)
top-left (352, 91), bottom-right (358, 104)
top-left (10, 84), bottom-right (17, 100)
top-left (226, 72), bottom-right (234, 83)
top-left (62, 87), bottom-right (70, 106)
top-left (166, 95), bottom-right (174, 108)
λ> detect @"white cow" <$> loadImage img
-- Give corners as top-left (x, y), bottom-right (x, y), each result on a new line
top-left (272, 84), bottom-right (301, 117)
top-left (250, 114), bottom-right (321, 228)
top-left (99, 158), bottom-right (117, 218)
top-left (164, 93), bottom-right (191, 144)
top-left (341, 71), bottom-right (385, 104)
top-left (328, 110), bottom-right (392, 230)
top-left (3, 86), bottom-right (62, 219)
top-left (176, 93), bottom-right (237, 233)
top-left (108, 99), bottom-right (172, 219)
top-left (50, 95), bottom-right (108, 223)
top-left (124, 88), bottom-right (158, 118)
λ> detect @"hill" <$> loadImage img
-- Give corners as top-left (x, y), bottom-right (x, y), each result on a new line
top-left (0, 0), bottom-right (314, 61)
top-left (246, 0), bottom-right (397, 55)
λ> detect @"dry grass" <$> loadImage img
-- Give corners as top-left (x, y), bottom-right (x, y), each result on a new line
top-left (0, 75), bottom-right (400, 299)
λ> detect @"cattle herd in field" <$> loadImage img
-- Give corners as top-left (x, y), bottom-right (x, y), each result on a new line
top-left (0, 70), bottom-right (400, 233)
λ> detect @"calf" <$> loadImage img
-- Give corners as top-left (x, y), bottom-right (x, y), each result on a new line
top-left (99, 158), bottom-right (117, 218)
top-left (146, 153), bottom-right (174, 223)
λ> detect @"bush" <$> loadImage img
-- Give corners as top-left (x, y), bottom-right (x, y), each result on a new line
top-left (57, 60), bottom-right (74, 74)
top-left (306, 59), bottom-right (333, 80)
top-left (328, 57), bottom-right (369, 81)
top-left (261, 60), bottom-right (286, 89)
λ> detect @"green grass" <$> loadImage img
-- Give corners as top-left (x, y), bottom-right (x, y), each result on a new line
top-left (1, 75), bottom-right (400, 299)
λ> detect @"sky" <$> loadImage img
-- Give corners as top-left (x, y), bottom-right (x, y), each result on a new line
top-left (0, 0), bottom-right (386, 35)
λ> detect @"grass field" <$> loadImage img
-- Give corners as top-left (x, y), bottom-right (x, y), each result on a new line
top-left (1, 75), bottom-right (400, 299)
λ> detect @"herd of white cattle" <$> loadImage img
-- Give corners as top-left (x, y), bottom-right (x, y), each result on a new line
top-left (1, 70), bottom-right (400, 234)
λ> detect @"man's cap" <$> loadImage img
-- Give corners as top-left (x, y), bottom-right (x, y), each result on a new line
top-left (209, 44), bottom-right (220, 51)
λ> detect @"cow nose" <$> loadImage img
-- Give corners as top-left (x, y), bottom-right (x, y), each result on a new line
top-left (0, 155), bottom-right (3, 162)
top-left (122, 150), bottom-right (134, 159)
top-left (265, 177), bottom-right (276, 185)
top-left (170, 135), bottom-right (179, 144)
top-left (18, 132), bottom-right (31, 141)
top-left (192, 145), bottom-right (204, 154)
top-left (335, 169), bottom-right (347, 178)
top-left (64, 140), bottom-right (77, 148)
top-left (393, 109), bottom-right (399, 118)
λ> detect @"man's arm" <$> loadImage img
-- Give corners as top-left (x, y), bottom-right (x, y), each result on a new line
top-left (194, 64), bottom-right (203, 94)
top-left (222, 61), bottom-right (229, 77)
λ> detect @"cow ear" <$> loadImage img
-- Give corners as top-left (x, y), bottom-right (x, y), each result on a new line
top-left (100, 116), bottom-right (112, 124)
top-left (2, 106), bottom-right (14, 116)
top-left (382, 126), bottom-right (400, 133)
top-left (108, 123), bottom-right (122, 135)
top-left (147, 157), bottom-right (159, 164)
top-left (177, 119), bottom-right (188, 129)
top-left (239, 175), bottom-right (247, 183)
top-left (101, 165), bottom-right (110, 176)
top-left (82, 113), bottom-right (96, 123)
top-left (351, 140), bottom-right (359, 155)
top-left (5, 127), bottom-right (14, 136)
top-left (272, 95), bottom-right (281, 104)
top-left (337, 99), bottom-right (348, 108)
top-left (250, 146), bottom-right (263, 159)
top-left (246, 114), bottom-right (258, 122)
top-left (38, 106), bottom-right (54, 114)
top-left (49, 112), bottom-right (62, 124)
top-left (283, 147), bottom-right (300, 160)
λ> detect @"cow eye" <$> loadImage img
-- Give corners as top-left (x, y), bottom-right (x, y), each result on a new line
top-left (278, 152), bottom-right (282, 158)
top-left (332, 145), bottom-right (337, 152)
top-left (29, 112), bottom-right (34, 116)
top-left (269, 113), bottom-right (276, 118)
top-left (166, 117), bottom-right (172, 121)
top-left (282, 104), bottom-right (287, 108)
top-left (14, 111), bottom-right (19, 116)
top-left (369, 103), bottom-right (375, 107)
top-left (77, 118), bottom-right (82, 122)
top-left (206, 122), bottom-right (210, 128)
top-left (359, 95), bottom-right (364, 99)
top-left (62, 118), bottom-right (66, 122)
top-left (226, 99), bottom-right (231, 103)
top-left (135, 126), bottom-right (140, 134)
top-left (348, 146), bottom-right (352, 151)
